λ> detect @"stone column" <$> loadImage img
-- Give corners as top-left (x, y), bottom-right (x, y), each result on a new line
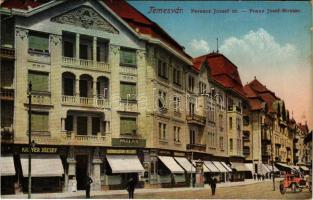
top-left (75, 33), bottom-right (80, 60)
top-left (93, 36), bottom-right (97, 66)
top-left (93, 81), bottom-right (97, 97)
top-left (61, 118), bottom-right (66, 131)
top-left (75, 79), bottom-right (80, 96)
top-left (92, 158), bottom-right (102, 191)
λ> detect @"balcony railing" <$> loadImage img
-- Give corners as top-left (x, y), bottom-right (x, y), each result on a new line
top-left (0, 47), bottom-right (15, 59)
top-left (62, 57), bottom-right (110, 72)
top-left (227, 105), bottom-right (242, 113)
top-left (187, 144), bottom-right (207, 152)
top-left (119, 66), bottom-right (137, 75)
top-left (0, 88), bottom-right (14, 100)
top-left (186, 114), bottom-right (206, 126)
top-left (62, 95), bottom-right (110, 108)
top-left (119, 101), bottom-right (138, 112)
top-left (61, 132), bottom-right (110, 146)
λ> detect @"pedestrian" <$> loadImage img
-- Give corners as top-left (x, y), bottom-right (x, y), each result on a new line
top-left (209, 176), bottom-right (217, 196)
top-left (257, 173), bottom-right (260, 181)
top-left (253, 173), bottom-right (256, 180)
top-left (71, 176), bottom-right (77, 192)
top-left (85, 175), bottom-right (93, 199)
top-left (126, 174), bottom-right (138, 199)
top-left (262, 174), bottom-right (265, 181)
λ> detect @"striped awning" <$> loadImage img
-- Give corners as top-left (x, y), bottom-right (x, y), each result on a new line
top-left (192, 160), bottom-right (210, 173)
top-left (231, 162), bottom-right (250, 172)
top-left (261, 163), bottom-right (271, 173)
top-left (300, 166), bottom-right (310, 171)
top-left (158, 156), bottom-right (184, 174)
top-left (21, 155), bottom-right (64, 177)
top-left (265, 164), bottom-right (279, 172)
top-left (1, 156), bottom-right (16, 176)
top-left (204, 161), bottom-right (220, 172)
top-left (212, 161), bottom-right (228, 173)
top-left (106, 155), bottom-right (144, 173)
top-left (174, 157), bottom-right (195, 173)
top-left (221, 162), bottom-right (232, 172)
top-left (244, 163), bottom-right (254, 174)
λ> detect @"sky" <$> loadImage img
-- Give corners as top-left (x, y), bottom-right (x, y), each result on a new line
top-left (129, 0), bottom-right (312, 129)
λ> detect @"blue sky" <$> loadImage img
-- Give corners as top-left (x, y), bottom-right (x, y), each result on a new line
top-left (129, 0), bottom-right (312, 127)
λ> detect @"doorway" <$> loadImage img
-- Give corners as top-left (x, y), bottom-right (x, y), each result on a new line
top-left (76, 155), bottom-right (89, 190)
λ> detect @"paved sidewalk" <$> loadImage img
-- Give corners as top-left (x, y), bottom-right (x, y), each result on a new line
top-left (2, 179), bottom-right (277, 199)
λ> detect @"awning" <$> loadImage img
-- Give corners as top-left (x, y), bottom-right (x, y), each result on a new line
top-left (204, 161), bottom-right (220, 172)
top-left (276, 163), bottom-right (292, 170)
top-left (231, 162), bottom-right (250, 172)
top-left (221, 162), bottom-right (232, 172)
top-left (1, 156), bottom-right (16, 176)
top-left (265, 164), bottom-right (279, 172)
top-left (106, 155), bottom-right (144, 173)
top-left (261, 163), bottom-right (271, 174)
top-left (158, 156), bottom-right (184, 174)
top-left (174, 157), bottom-right (195, 173)
top-left (21, 155), bottom-right (64, 177)
top-left (292, 166), bottom-right (300, 171)
top-left (244, 163), bottom-right (254, 174)
top-left (212, 161), bottom-right (228, 173)
top-left (300, 166), bottom-right (310, 171)
top-left (192, 160), bottom-right (210, 173)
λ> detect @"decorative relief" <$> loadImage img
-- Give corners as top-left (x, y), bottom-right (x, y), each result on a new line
top-left (50, 34), bottom-right (62, 46)
top-left (16, 28), bottom-right (28, 40)
top-left (110, 44), bottom-right (120, 55)
top-left (137, 49), bottom-right (146, 60)
top-left (51, 6), bottom-right (119, 34)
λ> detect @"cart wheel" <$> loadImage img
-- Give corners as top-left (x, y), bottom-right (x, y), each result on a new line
top-left (291, 183), bottom-right (297, 193)
top-left (280, 183), bottom-right (286, 195)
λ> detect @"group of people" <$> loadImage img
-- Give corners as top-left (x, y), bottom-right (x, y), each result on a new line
top-left (253, 173), bottom-right (267, 181)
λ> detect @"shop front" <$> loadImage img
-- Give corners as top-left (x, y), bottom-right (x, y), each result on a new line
top-left (1, 156), bottom-right (16, 194)
top-left (17, 146), bottom-right (65, 193)
top-left (212, 161), bottom-right (228, 182)
top-left (157, 155), bottom-right (185, 187)
top-left (230, 162), bottom-right (250, 182)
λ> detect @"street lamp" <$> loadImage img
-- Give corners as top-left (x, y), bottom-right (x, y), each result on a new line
top-left (27, 82), bottom-right (32, 199)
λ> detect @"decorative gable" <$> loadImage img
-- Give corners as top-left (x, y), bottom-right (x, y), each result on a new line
top-left (51, 6), bottom-right (119, 34)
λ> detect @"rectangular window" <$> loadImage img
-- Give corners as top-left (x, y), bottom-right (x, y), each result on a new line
top-left (97, 40), bottom-right (108, 62)
top-left (65, 115), bottom-right (73, 131)
top-left (243, 116), bottom-right (249, 125)
top-left (173, 68), bottom-right (181, 85)
top-left (219, 114), bottom-right (223, 131)
top-left (190, 130), bottom-right (195, 144)
top-left (219, 136), bottom-right (224, 150)
top-left (188, 76), bottom-right (195, 92)
top-left (230, 138), bottom-right (233, 151)
top-left (120, 48), bottom-right (136, 66)
top-left (28, 71), bottom-right (49, 92)
top-left (120, 82), bottom-right (136, 100)
top-left (77, 116), bottom-right (88, 135)
top-left (31, 112), bottom-right (49, 132)
top-left (120, 117), bottom-right (137, 135)
top-left (173, 96), bottom-right (181, 112)
top-left (159, 122), bottom-right (167, 140)
top-left (199, 82), bottom-right (206, 94)
top-left (174, 126), bottom-right (181, 142)
top-left (158, 91), bottom-right (167, 109)
top-left (229, 117), bottom-right (232, 129)
top-left (189, 102), bottom-right (195, 115)
top-left (29, 31), bottom-right (49, 53)
top-left (157, 59), bottom-right (168, 79)
top-left (92, 117), bottom-right (100, 135)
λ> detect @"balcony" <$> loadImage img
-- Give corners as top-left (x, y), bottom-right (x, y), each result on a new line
top-left (119, 101), bottom-right (138, 112)
top-left (227, 105), bottom-right (242, 113)
top-left (187, 144), bottom-right (207, 152)
top-left (0, 88), bottom-right (14, 101)
top-left (186, 114), bottom-right (206, 126)
top-left (62, 95), bottom-right (110, 109)
top-left (62, 57), bottom-right (110, 72)
top-left (60, 131), bottom-right (110, 146)
top-left (261, 130), bottom-right (271, 142)
top-left (119, 66), bottom-right (137, 75)
top-left (0, 47), bottom-right (15, 60)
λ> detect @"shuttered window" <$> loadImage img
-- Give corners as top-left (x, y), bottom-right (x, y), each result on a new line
top-left (120, 117), bottom-right (137, 135)
top-left (28, 71), bottom-right (49, 92)
top-left (29, 32), bottom-right (49, 52)
top-left (120, 48), bottom-right (136, 66)
top-left (120, 82), bottom-right (136, 100)
top-left (31, 112), bottom-right (49, 132)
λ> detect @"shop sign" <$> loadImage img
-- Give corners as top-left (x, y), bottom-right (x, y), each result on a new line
top-left (173, 152), bottom-right (186, 157)
top-left (20, 146), bottom-right (58, 153)
top-left (112, 138), bottom-right (146, 147)
top-left (106, 149), bottom-right (137, 155)
top-left (158, 150), bottom-right (171, 156)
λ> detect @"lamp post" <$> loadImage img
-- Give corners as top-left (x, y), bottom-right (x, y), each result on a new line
top-left (27, 82), bottom-right (32, 199)
top-left (190, 151), bottom-right (194, 188)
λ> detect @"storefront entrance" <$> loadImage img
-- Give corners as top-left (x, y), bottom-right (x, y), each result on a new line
top-left (76, 155), bottom-right (88, 190)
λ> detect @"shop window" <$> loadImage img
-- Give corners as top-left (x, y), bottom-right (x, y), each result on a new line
top-left (77, 116), bottom-right (87, 135)
top-left (28, 71), bottom-right (49, 92)
top-left (120, 82), bottom-right (136, 101)
top-left (92, 117), bottom-right (100, 135)
top-left (28, 31), bottom-right (49, 53)
top-left (31, 112), bottom-right (49, 132)
top-left (120, 48), bottom-right (136, 66)
top-left (120, 117), bottom-right (137, 136)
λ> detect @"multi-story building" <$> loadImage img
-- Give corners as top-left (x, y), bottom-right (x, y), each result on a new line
top-left (303, 130), bottom-right (312, 167)
top-left (0, 0), bottom-right (236, 194)
top-left (294, 123), bottom-right (309, 165)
